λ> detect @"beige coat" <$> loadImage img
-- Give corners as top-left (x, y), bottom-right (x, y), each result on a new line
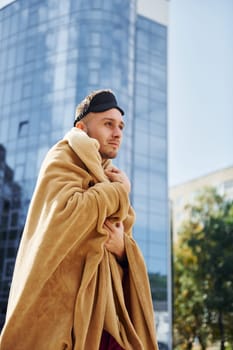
top-left (0, 128), bottom-right (158, 350)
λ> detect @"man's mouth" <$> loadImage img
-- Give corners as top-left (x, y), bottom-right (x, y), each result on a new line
top-left (108, 141), bottom-right (120, 147)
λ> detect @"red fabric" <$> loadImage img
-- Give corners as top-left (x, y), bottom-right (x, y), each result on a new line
top-left (99, 330), bottom-right (124, 350)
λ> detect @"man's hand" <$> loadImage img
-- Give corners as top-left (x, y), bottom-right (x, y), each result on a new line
top-left (105, 166), bottom-right (131, 194)
top-left (103, 219), bottom-right (126, 262)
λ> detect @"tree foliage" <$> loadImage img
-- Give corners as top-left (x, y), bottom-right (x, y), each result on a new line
top-left (173, 188), bottom-right (233, 350)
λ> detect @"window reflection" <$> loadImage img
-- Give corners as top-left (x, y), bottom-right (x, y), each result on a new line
top-left (133, 15), bottom-right (168, 314)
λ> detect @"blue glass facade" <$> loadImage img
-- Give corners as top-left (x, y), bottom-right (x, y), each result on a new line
top-left (133, 15), bottom-right (168, 276)
top-left (0, 0), bottom-right (169, 343)
top-left (133, 15), bottom-right (169, 343)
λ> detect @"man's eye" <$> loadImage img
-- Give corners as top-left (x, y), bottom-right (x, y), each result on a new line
top-left (105, 122), bottom-right (112, 127)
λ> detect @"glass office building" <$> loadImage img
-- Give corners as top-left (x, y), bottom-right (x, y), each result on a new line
top-left (0, 0), bottom-right (170, 345)
top-left (133, 4), bottom-right (170, 345)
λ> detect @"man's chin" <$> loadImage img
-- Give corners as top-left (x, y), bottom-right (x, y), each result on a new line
top-left (100, 151), bottom-right (118, 159)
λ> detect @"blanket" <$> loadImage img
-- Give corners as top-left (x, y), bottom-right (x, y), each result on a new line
top-left (0, 128), bottom-right (158, 350)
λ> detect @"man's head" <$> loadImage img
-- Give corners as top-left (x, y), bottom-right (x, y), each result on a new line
top-left (74, 90), bottom-right (125, 160)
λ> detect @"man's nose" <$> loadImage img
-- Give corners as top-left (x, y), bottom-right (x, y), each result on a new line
top-left (112, 127), bottom-right (122, 138)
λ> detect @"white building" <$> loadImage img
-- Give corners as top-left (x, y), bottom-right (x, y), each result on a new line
top-left (170, 165), bottom-right (233, 239)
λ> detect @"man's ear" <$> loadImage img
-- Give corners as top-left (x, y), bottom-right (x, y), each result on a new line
top-left (75, 121), bottom-right (87, 132)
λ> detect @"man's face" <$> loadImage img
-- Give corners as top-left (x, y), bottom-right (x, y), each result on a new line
top-left (84, 108), bottom-right (124, 159)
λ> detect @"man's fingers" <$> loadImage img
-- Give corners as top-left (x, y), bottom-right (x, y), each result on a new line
top-left (105, 166), bottom-right (120, 174)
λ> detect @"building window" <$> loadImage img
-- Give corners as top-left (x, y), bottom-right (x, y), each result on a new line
top-left (3, 258), bottom-right (15, 280)
top-left (224, 179), bottom-right (233, 190)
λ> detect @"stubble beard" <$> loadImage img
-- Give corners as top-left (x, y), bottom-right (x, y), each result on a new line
top-left (100, 150), bottom-right (118, 160)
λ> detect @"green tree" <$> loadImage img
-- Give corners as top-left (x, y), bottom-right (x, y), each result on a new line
top-left (173, 188), bottom-right (233, 350)
top-left (173, 230), bottom-right (211, 349)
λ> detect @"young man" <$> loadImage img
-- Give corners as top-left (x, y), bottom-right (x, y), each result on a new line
top-left (0, 90), bottom-right (158, 350)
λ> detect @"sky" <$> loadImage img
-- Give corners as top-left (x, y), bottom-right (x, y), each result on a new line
top-left (168, 0), bottom-right (233, 187)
